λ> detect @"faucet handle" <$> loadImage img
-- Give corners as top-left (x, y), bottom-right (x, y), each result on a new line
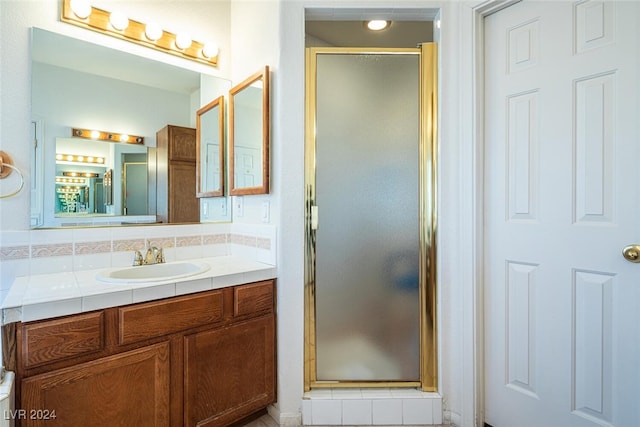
top-left (132, 250), bottom-right (143, 266)
top-left (156, 247), bottom-right (165, 263)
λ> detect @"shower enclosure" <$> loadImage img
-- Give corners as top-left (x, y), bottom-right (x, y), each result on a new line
top-left (305, 45), bottom-right (437, 390)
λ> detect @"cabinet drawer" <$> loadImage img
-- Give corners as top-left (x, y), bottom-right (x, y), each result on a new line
top-left (119, 290), bottom-right (223, 345)
top-left (234, 281), bottom-right (274, 317)
top-left (22, 312), bottom-right (104, 368)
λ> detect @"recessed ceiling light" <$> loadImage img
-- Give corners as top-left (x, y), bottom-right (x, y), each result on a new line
top-left (366, 20), bottom-right (390, 31)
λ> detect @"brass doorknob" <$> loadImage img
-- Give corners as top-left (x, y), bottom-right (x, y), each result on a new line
top-left (622, 245), bottom-right (640, 263)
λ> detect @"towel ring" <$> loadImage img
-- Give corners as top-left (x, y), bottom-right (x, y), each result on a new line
top-left (0, 151), bottom-right (25, 199)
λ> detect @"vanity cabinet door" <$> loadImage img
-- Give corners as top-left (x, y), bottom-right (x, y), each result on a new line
top-left (20, 342), bottom-right (170, 427)
top-left (184, 315), bottom-right (275, 427)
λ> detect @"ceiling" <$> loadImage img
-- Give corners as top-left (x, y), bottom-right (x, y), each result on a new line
top-left (305, 20), bottom-right (434, 48)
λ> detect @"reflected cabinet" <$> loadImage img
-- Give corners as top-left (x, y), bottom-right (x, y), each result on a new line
top-left (156, 125), bottom-right (199, 223)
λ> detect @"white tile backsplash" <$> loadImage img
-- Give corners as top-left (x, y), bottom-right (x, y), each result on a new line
top-left (0, 223), bottom-right (276, 281)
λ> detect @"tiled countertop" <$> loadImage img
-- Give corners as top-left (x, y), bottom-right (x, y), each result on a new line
top-left (1, 255), bottom-right (276, 324)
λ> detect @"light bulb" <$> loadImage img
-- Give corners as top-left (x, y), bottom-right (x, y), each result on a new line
top-left (366, 20), bottom-right (389, 31)
top-left (110, 11), bottom-right (129, 31)
top-left (145, 23), bottom-right (163, 41)
top-left (90, 130), bottom-right (100, 139)
top-left (119, 134), bottom-right (129, 142)
top-left (70, 0), bottom-right (91, 19)
top-left (175, 32), bottom-right (192, 50)
top-left (202, 43), bottom-right (219, 59)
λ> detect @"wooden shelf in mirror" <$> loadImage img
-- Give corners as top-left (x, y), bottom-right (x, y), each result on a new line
top-left (229, 66), bottom-right (270, 195)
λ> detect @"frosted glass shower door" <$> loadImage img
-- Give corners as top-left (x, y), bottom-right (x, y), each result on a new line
top-left (314, 52), bottom-right (420, 382)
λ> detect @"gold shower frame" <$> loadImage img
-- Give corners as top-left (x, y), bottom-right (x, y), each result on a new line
top-left (304, 45), bottom-right (438, 391)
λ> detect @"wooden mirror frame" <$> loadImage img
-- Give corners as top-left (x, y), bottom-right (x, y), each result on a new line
top-left (196, 95), bottom-right (225, 198)
top-left (229, 66), bottom-right (270, 195)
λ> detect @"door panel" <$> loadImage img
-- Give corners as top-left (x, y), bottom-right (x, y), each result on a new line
top-left (484, 1), bottom-right (639, 426)
top-left (314, 52), bottom-right (420, 382)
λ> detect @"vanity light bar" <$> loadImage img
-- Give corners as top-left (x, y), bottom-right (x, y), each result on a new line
top-left (61, 0), bottom-right (219, 67)
top-left (56, 153), bottom-right (105, 165)
top-left (55, 176), bottom-right (87, 185)
top-left (56, 186), bottom-right (82, 193)
top-left (62, 171), bottom-right (100, 178)
top-left (72, 128), bottom-right (144, 145)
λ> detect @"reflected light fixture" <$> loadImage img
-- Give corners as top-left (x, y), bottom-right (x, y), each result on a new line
top-left (61, 0), bottom-right (219, 66)
top-left (63, 171), bottom-right (100, 178)
top-left (366, 20), bottom-right (390, 31)
top-left (72, 128), bottom-right (144, 145)
top-left (56, 154), bottom-right (105, 165)
top-left (56, 177), bottom-right (87, 184)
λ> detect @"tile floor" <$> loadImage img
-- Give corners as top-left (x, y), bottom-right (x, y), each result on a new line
top-left (242, 413), bottom-right (451, 427)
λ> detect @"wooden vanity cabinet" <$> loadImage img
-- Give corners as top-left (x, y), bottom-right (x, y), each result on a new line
top-left (10, 280), bottom-right (276, 427)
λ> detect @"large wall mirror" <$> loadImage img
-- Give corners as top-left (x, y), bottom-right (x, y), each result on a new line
top-left (31, 28), bottom-right (231, 227)
top-left (229, 66), bottom-right (270, 195)
top-left (196, 96), bottom-right (225, 198)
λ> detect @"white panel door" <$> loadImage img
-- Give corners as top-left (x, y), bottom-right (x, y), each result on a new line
top-left (484, 1), bottom-right (639, 426)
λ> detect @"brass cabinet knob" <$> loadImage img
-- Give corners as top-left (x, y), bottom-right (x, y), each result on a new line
top-left (622, 245), bottom-right (640, 263)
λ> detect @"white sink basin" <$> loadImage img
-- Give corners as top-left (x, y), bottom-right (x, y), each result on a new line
top-left (97, 261), bottom-right (210, 283)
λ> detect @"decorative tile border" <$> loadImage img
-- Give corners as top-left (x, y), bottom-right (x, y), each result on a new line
top-left (147, 238), bottom-right (175, 249)
top-left (74, 241), bottom-right (112, 255)
top-left (257, 237), bottom-right (271, 250)
top-left (203, 233), bottom-right (227, 245)
top-left (0, 246), bottom-right (30, 261)
top-left (176, 236), bottom-right (202, 247)
top-left (112, 239), bottom-right (146, 252)
top-left (230, 234), bottom-right (258, 246)
top-left (31, 243), bottom-right (73, 258)
top-left (0, 229), bottom-right (272, 267)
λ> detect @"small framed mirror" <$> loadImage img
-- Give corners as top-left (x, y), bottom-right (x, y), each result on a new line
top-left (229, 66), bottom-right (270, 195)
top-left (196, 96), bottom-right (225, 197)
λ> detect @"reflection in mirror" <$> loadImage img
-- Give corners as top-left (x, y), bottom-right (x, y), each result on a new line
top-left (229, 66), bottom-right (270, 195)
top-left (30, 27), bottom-right (231, 228)
top-left (55, 137), bottom-right (149, 217)
top-left (196, 96), bottom-right (225, 197)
